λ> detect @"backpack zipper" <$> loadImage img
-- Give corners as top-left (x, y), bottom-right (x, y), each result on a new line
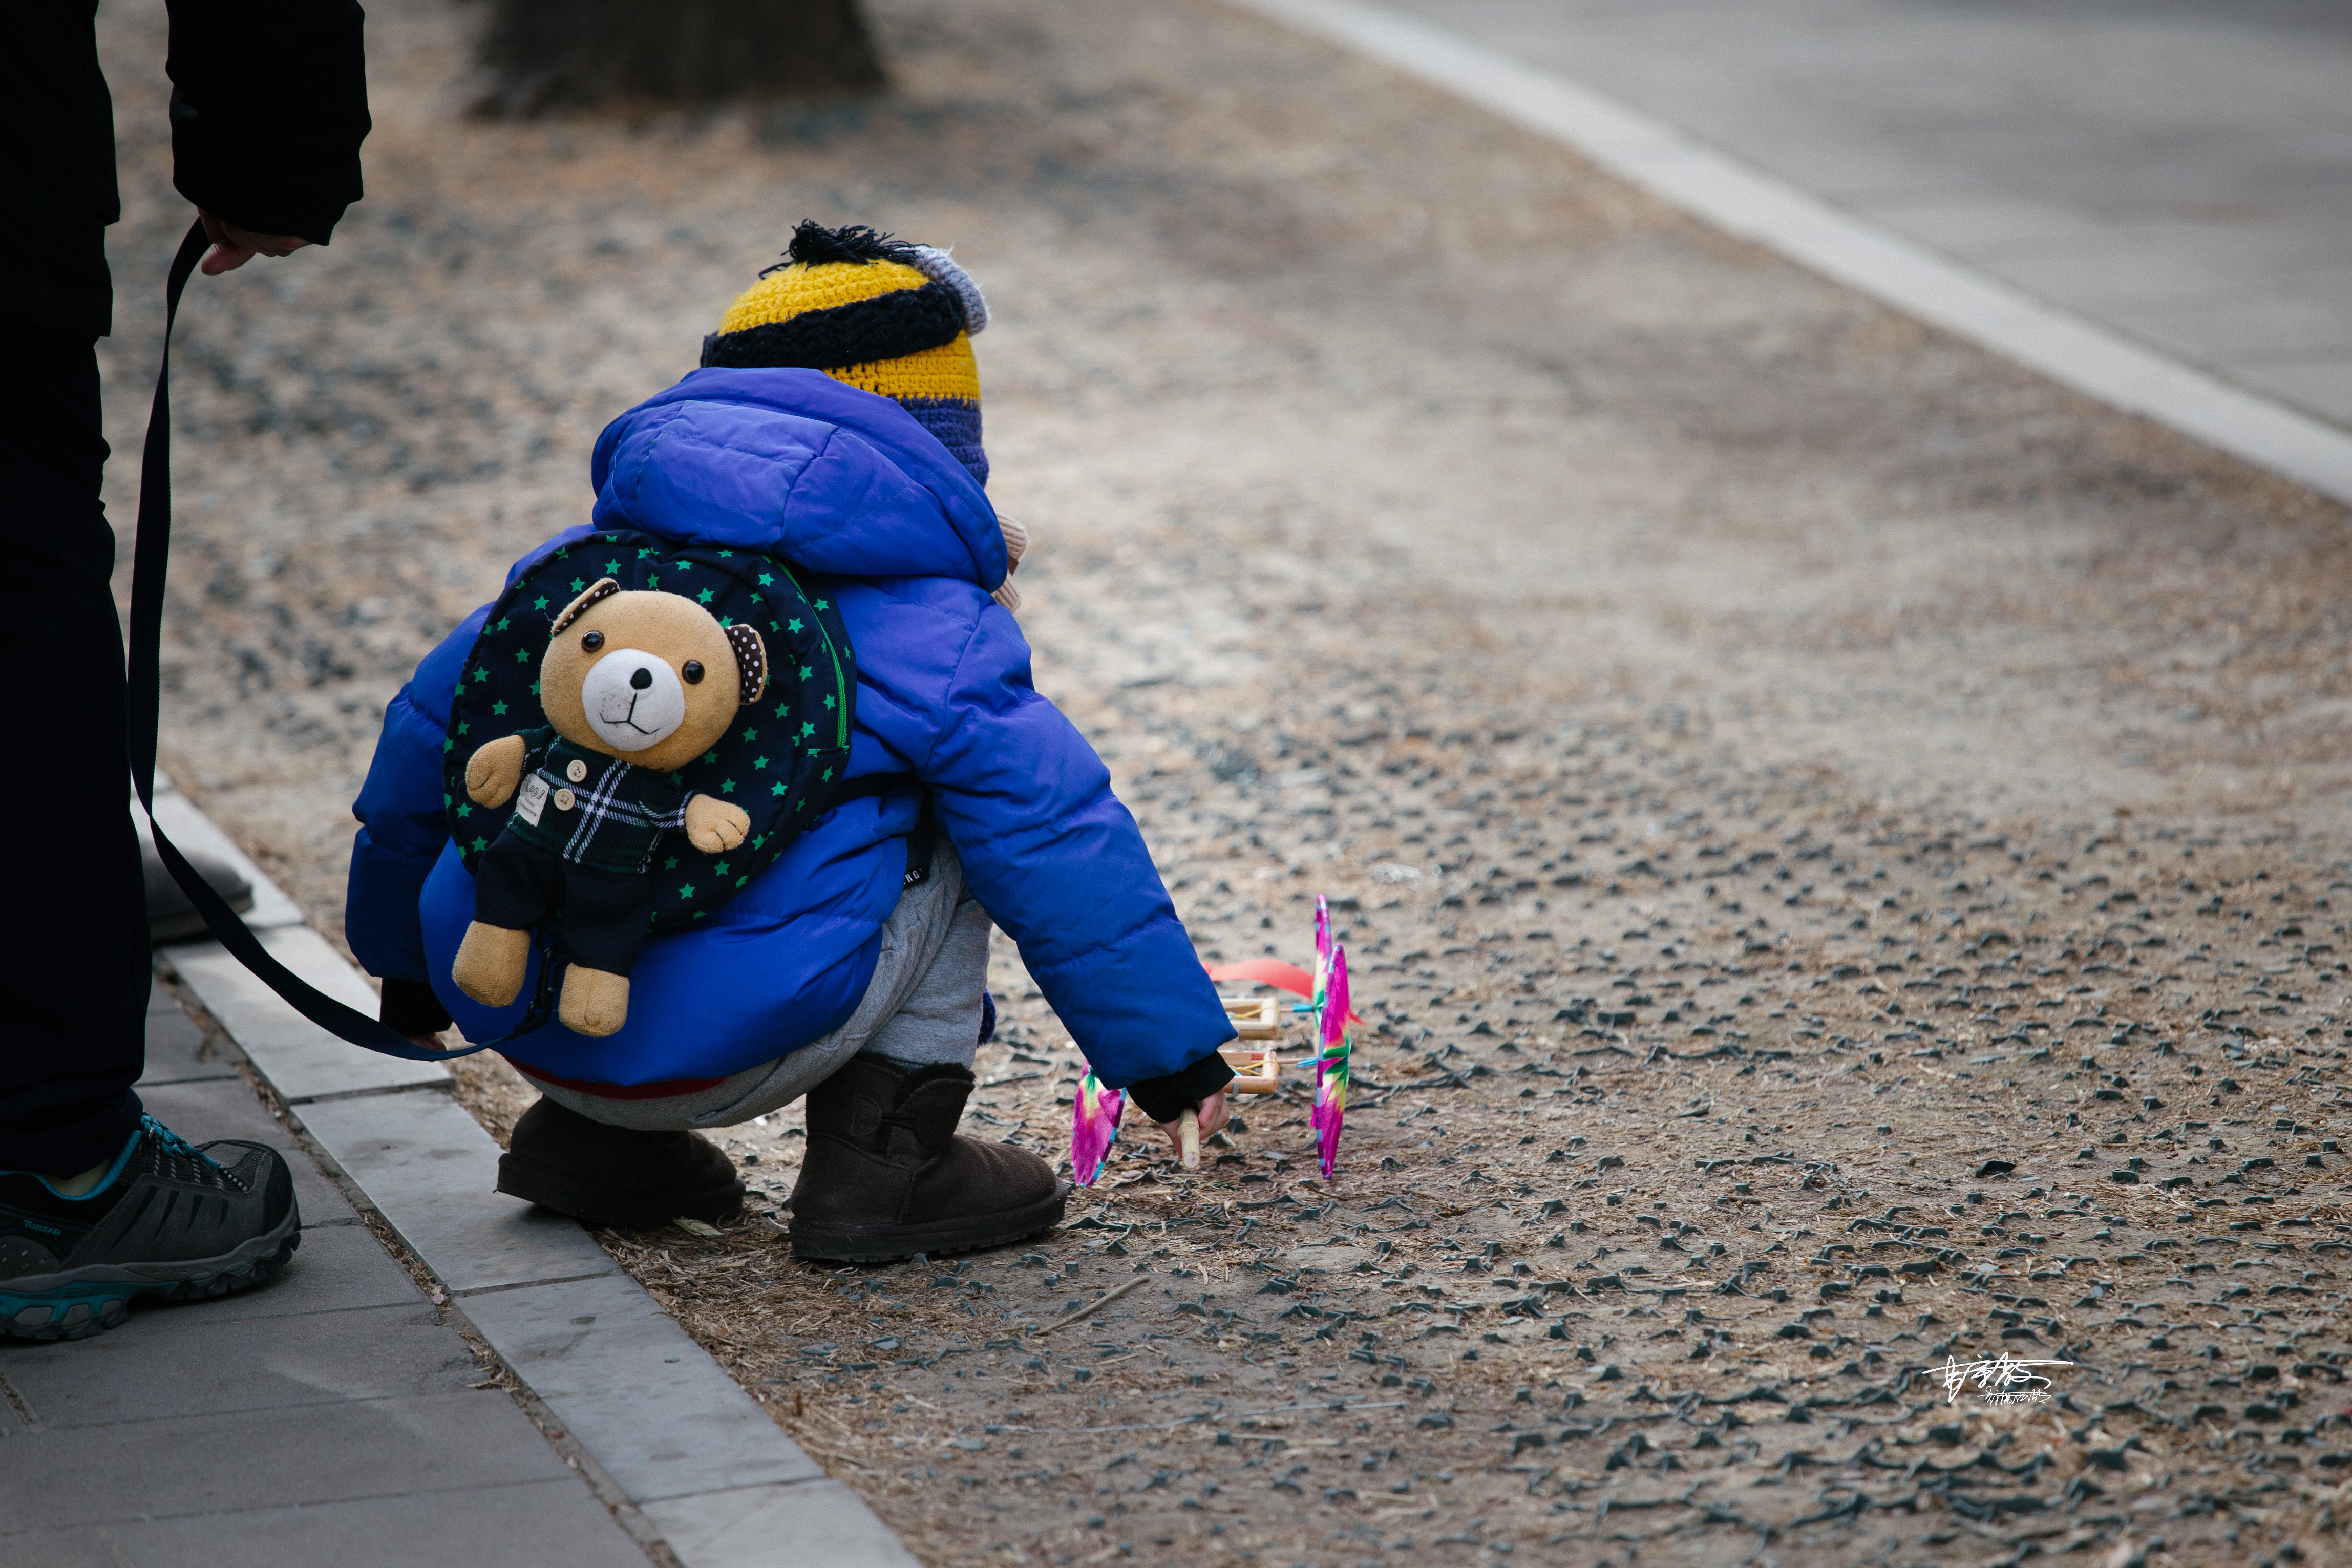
top-left (767, 561), bottom-right (853, 751)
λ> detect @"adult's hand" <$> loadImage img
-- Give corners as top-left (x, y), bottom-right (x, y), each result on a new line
top-left (1156, 1089), bottom-right (1230, 1160)
top-left (198, 210), bottom-right (311, 275)
top-left (409, 1032), bottom-right (456, 1054)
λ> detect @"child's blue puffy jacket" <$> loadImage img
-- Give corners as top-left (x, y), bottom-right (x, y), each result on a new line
top-left (344, 368), bottom-right (1233, 1091)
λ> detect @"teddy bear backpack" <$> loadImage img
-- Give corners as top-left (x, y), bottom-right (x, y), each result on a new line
top-left (435, 528), bottom-right (877, 1039)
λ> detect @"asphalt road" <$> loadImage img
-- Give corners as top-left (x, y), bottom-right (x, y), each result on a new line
top-left (1378, 0), bottom-right (2352, 429)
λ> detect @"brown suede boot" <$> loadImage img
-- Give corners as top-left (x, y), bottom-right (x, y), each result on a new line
top-left (497, 1097), bottom-right (744, 1228)
top-left (790, 1057), bottom-right (1067, 1263)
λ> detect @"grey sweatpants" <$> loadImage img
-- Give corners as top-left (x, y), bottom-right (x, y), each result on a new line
top-left (536, 839), bottom-right (992, 1132)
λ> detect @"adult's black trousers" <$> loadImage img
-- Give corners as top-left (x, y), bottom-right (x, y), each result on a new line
top-left (0, 322), bottom-right (149, 1173)
top-left (0, 0), bottom-right (370, 338)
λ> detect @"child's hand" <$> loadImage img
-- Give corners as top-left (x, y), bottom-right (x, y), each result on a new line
top-left (1155, 1090), bottom-right (1230, 1160)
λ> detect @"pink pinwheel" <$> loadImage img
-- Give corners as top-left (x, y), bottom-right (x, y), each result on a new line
top-left (1312, 894), bottom-right (1333, 1010)
top-left (1310, 895), bottom-right (1334, 1099)
top-left (1312, 946), bottom-right (1352, 1179)
top-left (1070, 1073), bottom-right (1125, 1187)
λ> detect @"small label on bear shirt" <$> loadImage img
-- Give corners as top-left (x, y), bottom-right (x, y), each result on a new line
top-left (516, 772), bottom-right (549, 826)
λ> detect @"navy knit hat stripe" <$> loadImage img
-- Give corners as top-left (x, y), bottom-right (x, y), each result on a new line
top-left (897, 396), bottom-right (988, 487)
top-left (700, 282), bottom-right (966, 372)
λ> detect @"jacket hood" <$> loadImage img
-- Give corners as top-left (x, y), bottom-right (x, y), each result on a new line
top-left (586, 368), bottom-right (1006, 589)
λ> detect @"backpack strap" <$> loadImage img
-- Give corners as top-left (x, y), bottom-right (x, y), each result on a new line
top-left (828, 772), bottom-right (938, 886)
top-left (129, 222), bottom-right (485, 1062)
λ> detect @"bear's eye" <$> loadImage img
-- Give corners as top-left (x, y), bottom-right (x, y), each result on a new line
top-left (682, 660), bottom-right (705, 684)
top-left (581, 630), bottom-right (604, 652)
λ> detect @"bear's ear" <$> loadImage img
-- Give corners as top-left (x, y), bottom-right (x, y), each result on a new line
top-left (550, 577), bottom-right (621, 635)
top-left (725, 623), bottom-right (769, 706)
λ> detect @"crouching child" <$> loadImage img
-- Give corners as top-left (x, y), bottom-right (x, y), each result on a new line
top-left (344, 224), bottom-right (1235, 1261)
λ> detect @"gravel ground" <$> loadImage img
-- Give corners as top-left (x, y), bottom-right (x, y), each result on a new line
top-left (99, 0), bottom-right (2352, 1563)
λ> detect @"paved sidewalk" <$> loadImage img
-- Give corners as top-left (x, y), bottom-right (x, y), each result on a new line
top-left (26, 782), bottom-right (919, 1568)
top-left (1377, 0), bottom-right (2352, 429)
top-left (0, 986), bottom-right (649, 1568)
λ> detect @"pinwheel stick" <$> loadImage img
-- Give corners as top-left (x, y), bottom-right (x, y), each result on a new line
top-left (1178, 1108), bottom-right (1201, 1169)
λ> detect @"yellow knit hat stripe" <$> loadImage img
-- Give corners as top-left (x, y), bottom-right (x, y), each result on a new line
top-left (825, 334), bottom-right (980, 405)
top-left (718, 259), bottom-right (934, 336)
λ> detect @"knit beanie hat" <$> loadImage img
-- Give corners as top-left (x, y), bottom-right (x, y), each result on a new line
top-left (701, 221), bottom-right (991, 484)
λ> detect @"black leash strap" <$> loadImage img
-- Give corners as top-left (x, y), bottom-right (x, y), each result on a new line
top-left (130, 220), bottom-right (488, 1063)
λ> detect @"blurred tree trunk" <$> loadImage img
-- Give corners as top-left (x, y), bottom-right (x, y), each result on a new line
top-left (479, 0), bottom-right (884, 114)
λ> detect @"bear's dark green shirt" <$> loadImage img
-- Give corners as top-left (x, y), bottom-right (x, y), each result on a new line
top-left (500, 728), bottom-right (693, 874)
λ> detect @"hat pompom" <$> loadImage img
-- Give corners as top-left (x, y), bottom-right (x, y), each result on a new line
top-left (778, 221), bottom-right (903, 268)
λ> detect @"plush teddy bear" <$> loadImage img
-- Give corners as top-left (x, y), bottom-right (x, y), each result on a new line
top-left (451, 578), bottom-right (767, 1037)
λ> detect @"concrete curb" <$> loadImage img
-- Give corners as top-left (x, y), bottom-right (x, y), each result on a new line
top-left (144, 779), bottom-right (917, 1568)
top-left (1228, 0), bottom-right (2352, 512)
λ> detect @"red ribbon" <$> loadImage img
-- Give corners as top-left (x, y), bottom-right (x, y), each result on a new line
top-left (1205, 959), bottom-right (1364, 1025)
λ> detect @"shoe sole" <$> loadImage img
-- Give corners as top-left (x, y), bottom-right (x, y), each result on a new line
top-left (790, 1181), bottom-right (1072, 1264)
top-left (496, 1150), bottom-right (745, 1229)
top-left (1, 1210), bottom-right (302, 1343)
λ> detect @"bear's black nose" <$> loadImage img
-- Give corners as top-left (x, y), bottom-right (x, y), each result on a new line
top-left (630, 667), bottom-right (653, 690)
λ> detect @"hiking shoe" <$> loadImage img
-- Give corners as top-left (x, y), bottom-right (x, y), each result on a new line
top-left (790, 1057), bottom-right (1067, 1263)
top-left (1, 1115), bottom-right (300, 1341)
top-left (497, 1097), bottom-right (745, 1227)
